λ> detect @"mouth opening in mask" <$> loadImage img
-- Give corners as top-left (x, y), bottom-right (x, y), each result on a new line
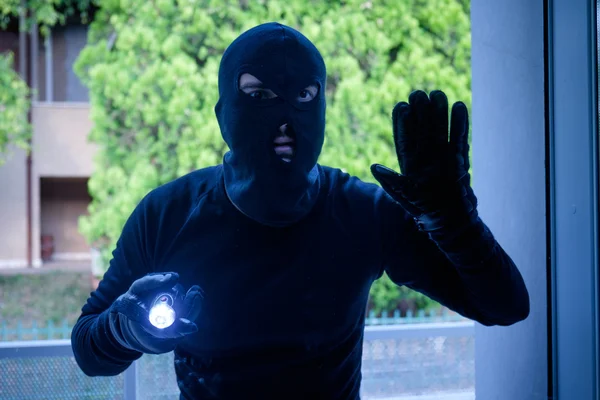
top-left (273, 123), bottom-right (296, 163)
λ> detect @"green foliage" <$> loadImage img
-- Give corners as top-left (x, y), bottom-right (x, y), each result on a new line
top-left (0, 52), bottom-right (31, 165)
top-left (0, 0), bottom-right (94, 34)
top-left (76, 0), bottom-right (471, 311)
top-left (368, 272), bottom-right (439, 316)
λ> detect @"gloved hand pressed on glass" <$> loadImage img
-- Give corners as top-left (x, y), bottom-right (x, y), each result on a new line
top-left (371, 90), bottom-right (478, 234)
top-left (107, 272), bottom-right (203, 355)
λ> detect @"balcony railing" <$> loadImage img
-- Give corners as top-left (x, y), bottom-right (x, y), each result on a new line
top-left (0, 321), bottom-right (475, 400)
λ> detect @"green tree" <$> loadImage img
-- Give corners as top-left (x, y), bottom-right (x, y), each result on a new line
top-left (76, 0), bottom-right (471, 313)
top-left (0, 0), bottom-right (94, 34)
top-left (0, 0), bottom-right (93, 165)
top-left (0, 52), bottom-right (30, 166)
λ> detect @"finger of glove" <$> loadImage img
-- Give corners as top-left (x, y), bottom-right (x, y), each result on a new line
top-left (429, 90), bottom-right (449, 143)
top-left (175, 318), bottom-right (199, 336)
top-left (181, 285), bottom-right (204, 323)
top-left (371, 164), bottom-right (423, 216)
top-left (408, 90), bottom-right (430, 109)
top-left (132, 320), bottom-right (182, 346)
top-left (408, 90), bottom-right (440, 171)
top-left (408, 90), bottom-right (432, 137)
top-left (112, 297), bottom-right (150, 326)
top-left (371, 164), bottom-right (402, 188)
top-left (155, 318), bottom-right (199, 339)
top-left (129, 272), bottom-right (179, 296)
top-left (449, 102), bottom-right (470, 174)
top-left (392, 102), bottom-right (417, 175)
top-left (142, 315), bottom-right (198, 340)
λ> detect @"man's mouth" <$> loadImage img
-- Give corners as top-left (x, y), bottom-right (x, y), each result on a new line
top-left (273, 135), bottom-right (295, 162)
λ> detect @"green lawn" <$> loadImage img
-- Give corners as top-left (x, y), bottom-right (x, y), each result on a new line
top-left (0, 271), bottom-right (93, 327)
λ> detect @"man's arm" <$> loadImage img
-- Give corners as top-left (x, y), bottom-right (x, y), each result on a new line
top-left (377, 189), bottom-right (529, 326)
top-left (71, 197), bottom-right (153, 376)
top-left (371, 90), bottom-right (529, 326)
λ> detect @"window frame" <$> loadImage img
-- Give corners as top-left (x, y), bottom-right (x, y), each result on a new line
top-left (547, 0), bottom-right (600, 397)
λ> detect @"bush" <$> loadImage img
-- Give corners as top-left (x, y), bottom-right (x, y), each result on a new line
top-left (74, 0), bottom-right (471, 313)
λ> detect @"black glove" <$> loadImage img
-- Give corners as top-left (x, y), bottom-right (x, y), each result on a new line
top-left (371, 90), bottom-right (478, 234)
top-left (107, 272), bottom-right (203, 355)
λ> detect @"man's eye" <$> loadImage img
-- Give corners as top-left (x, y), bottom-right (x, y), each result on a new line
top-left (297, 85), bottom-right (318, 102)
top-left (247, 89), bottom-right (277, 100)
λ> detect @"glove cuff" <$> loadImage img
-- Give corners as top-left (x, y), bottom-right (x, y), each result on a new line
top-left (93, 310), bottom-right (143, 361)
top-left (427, 216), bottom-right (499, 267)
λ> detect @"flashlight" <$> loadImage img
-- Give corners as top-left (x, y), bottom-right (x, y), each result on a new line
top-left (149, 292), bottom-right (177, 329)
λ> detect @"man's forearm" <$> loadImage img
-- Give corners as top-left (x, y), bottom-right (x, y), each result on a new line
top-left (71, 312), bottom-right (142, 377)
top-left (428, 218), bottom-right (530, 325)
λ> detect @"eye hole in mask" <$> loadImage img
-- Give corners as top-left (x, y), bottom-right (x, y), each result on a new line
top-left (239, 73), bottom-right (319, 102)
top-left (247, 89), bottom-right (278, 100)
top-left (297, 85), bottom-right (318, 102)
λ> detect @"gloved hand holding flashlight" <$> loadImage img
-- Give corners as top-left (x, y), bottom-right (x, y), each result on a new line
top-left (106, 272), bottom-right (202, 355)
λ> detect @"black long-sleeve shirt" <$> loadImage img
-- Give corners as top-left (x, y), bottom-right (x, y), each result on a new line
top-left (71, 164), bottom-right (529, 399)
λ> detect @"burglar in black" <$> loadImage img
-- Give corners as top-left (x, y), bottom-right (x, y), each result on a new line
top-left (71, 22), bottom-right (530, 400)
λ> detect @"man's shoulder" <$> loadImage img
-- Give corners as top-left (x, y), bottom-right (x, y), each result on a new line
top-left (318, 164), bottom-right (402, 216)
top-left (142, 165), bottom-right (222, 210)
top-left (318, 164), bottom-right (405, 229)
top-left (319, 164), bottom-right (382, 198)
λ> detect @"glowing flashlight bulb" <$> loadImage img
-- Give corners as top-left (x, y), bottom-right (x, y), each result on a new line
top-left (149, 302), bottom-right (176, 329)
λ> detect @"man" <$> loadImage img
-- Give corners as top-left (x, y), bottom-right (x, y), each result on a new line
top-left (71, 22), bottom-right (529, 399)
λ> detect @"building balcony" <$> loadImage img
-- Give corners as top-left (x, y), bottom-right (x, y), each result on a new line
top-left (31, 102), bottom-right (96, 178)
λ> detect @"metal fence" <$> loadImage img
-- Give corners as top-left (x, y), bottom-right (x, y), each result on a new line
top-left (0, 309), bottom-right (467, 342)
top-left (0, 322), bottom-right (475, 400)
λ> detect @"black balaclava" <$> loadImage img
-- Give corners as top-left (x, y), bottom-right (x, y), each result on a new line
top-left (215, 22), bottom-right (326, 227)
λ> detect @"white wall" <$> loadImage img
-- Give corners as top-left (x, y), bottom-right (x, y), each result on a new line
top-left (471, 1), bottom-right (548, 398)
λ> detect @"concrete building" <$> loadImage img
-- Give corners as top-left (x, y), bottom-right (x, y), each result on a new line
top-left (0, 20), bottom-right (96, 268)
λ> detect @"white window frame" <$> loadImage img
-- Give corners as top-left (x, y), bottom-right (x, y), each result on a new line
top-left (548, 0), bottom-right (599, 397)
